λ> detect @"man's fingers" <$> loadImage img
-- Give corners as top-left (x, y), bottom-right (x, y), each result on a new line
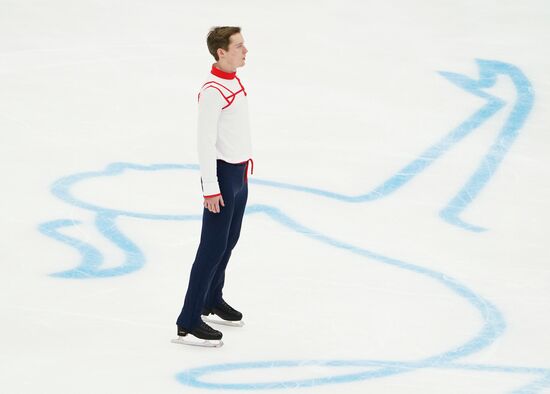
top-left (207, 202), bottom-right (219, 213)
top-left (204, 196), bottom-right (223, 213)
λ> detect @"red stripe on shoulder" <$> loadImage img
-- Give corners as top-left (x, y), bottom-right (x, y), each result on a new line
top-left (200, 79), bottom-right (246, 109)
top-left (201, 85), bottom-right (231, 104)
top-left (202, 81), bottom-right (234, 94)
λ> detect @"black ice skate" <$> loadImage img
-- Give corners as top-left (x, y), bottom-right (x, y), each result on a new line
top-left (202, 299), bottom-right (244, 327)
top-left (171, 320), bottom-right (223, 347)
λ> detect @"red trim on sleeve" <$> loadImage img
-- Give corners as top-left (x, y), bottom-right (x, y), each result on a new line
top-left (204, 193), bottom-right (222, 198)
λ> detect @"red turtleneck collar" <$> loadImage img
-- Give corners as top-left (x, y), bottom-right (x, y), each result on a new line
top-left (211, 64), bottom-right (236, 80)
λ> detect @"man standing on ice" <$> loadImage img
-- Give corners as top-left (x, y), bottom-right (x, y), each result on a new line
top-left (174, 26), bottom-right (253, 347)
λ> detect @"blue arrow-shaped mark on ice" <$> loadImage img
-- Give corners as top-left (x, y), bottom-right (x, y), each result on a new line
top-left (437, 60), bottom-right (534, 231)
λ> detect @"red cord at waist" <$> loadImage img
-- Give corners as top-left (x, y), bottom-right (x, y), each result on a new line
top-left (237, 158), bottom-right (254, 183)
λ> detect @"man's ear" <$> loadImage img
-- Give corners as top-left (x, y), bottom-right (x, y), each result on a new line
top-left (217, 47), bottom-right (225, 59)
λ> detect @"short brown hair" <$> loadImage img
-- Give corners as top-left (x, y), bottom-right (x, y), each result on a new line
top-left (207, 26), bottom-right (241, 61)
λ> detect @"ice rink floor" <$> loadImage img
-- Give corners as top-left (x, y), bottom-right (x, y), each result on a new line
top-left (2, 1), bottom-right (550, 393)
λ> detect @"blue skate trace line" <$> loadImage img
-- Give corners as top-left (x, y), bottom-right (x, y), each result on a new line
top-left (37, 59), bottom-right (548, 391)
top-left (176, 359), bottom-right (550, 392)
top-left (438, 60), bottom-right (534, 231)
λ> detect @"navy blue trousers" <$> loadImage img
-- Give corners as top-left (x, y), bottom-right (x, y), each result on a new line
top-left (177, 159), bottom-right (248, 330)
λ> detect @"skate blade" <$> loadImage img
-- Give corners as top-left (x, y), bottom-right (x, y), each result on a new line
top-left (203, 316), bottom-right (245, 327)
top-left (171, 336), bottom-right (223, 348)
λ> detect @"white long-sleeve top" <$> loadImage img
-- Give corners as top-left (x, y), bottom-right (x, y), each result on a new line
top-left (197, 64), bottom-right (253, 197)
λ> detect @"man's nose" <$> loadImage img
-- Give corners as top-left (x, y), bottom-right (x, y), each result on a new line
top-left (243, 46), bottom-right (248, 54)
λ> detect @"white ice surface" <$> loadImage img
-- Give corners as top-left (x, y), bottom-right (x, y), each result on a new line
top-left (1, 1), bottom-right (550, 393)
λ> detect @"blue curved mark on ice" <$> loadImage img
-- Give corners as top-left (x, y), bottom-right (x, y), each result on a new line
top-left (39, 213), bottom-right (145, 278)
top-left (176, 360), bottom-right (550, 393)
top-left (437, 60), bottom-right (534, 231)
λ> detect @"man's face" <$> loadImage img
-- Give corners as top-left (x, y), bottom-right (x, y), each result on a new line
top-left (219, 33), bottom-right (248, 69)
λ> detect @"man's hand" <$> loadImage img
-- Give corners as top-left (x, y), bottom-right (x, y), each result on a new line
top-left (204, 195), bottom-right (225, 213)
